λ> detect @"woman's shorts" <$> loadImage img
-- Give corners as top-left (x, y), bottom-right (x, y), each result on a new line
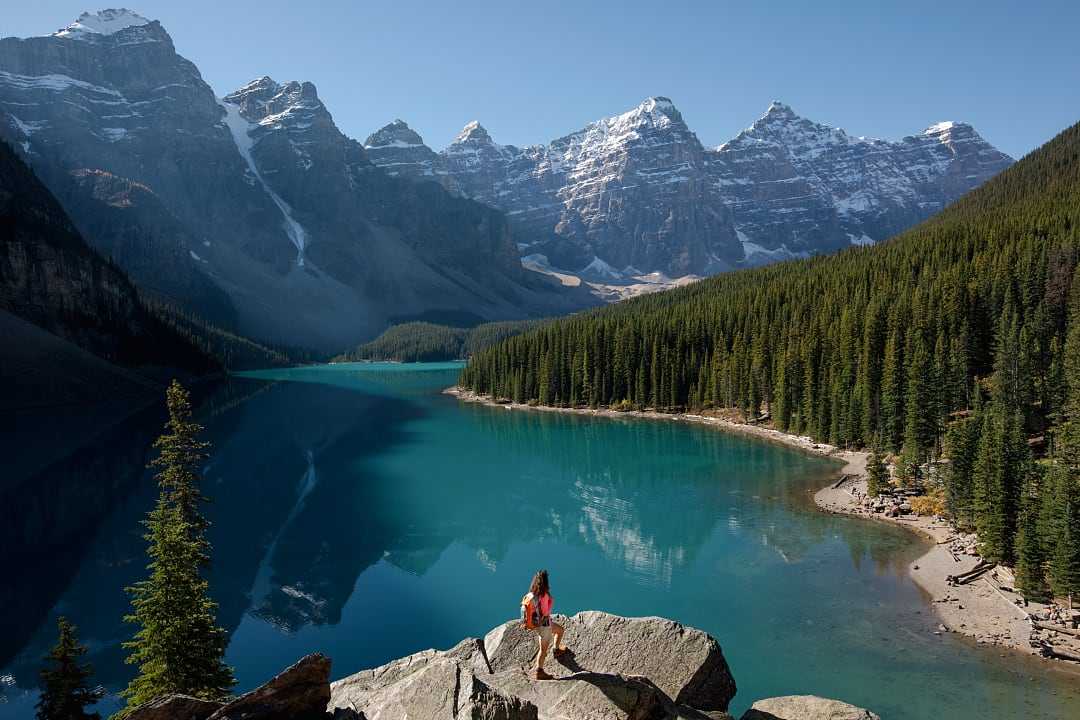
top-left (531, 622), bottom-right (553, 643)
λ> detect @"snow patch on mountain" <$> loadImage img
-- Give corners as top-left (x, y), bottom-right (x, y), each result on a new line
top-left (0, 69), bottom-right (123, 97)
top-left (53, 9), bottom-right (151, 39)
top-left (924, 121), bottom-right (956, 135)
top-left (219, 99), bottom-right (308, 266)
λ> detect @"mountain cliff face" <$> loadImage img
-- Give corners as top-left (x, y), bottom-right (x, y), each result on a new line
top-left (0, 10), bottom-right (591, 352)
top-left (367, 99), bottom-right (1013, 277)
top-left (0, 136), bottom-right (218, 422)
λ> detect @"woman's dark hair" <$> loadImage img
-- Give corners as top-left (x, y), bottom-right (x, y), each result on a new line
top-left (530, 569), bottom-right (550, 597)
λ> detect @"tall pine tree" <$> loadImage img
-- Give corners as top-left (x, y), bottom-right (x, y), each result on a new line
top-left (117, 381), bottom-right (234, 716)
top-left (1014, 470), bottom-right (1050, 602)
top-left (1048, 466), bottom-right (1080, 607)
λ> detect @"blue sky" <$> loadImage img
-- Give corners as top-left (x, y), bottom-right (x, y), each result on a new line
top-left (6, 1), bottom-right (1077, 158)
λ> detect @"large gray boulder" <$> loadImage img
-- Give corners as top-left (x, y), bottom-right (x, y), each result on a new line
top-left (330, 611), bottom-right (736, 720)
top-left (483, 611), bottom-right (736, 712)
top-left (208, 653), bottom-right (331, 720)
top-left (740, 695), bottom-right (881, 720)
top-left (124, 654), bottom-right (334, 720)
top-left (124, 694), bottom-right (223, 720)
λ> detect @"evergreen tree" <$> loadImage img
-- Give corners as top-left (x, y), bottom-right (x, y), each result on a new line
top-left (866, 446), bottom-right (889, 497)
top-left (117, 381), bottom-right (234, 717)
top-left (972, 399), bottom-right (1030, 565)
top-left (943, 414), bottom-right (981, 530)
top-left (899, 333), bottom-right (939, 485)
top-left (36, 617), bottom-right (102, 720)
top-left (149, 382), bottom-right (210, 541)
top-left (880, 327), bottom-right (906, 453)
top-left (1048, 466), bottom-right (1080, 607)
top-left (1014, 470), bottom-right (1050, 602)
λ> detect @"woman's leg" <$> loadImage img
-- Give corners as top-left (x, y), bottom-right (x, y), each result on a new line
top-left (551, 621), bottom-right (567, 651)
top-left (535, 631), bottom-right (550, 670)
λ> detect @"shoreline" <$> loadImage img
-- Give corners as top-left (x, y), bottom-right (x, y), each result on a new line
top-left (446, 386), bottom-right (1080, 670)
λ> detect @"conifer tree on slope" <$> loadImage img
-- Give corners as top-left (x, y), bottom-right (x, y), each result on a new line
top-left (943, 411), bottom-right (981, 531)
top-left (117, 381), bottom-right (234, 716)
top-left (36, 617), bottom-right (102, 720)
top-left (1014, 469), bottom-right (1050, 602)
top-left (866, 445), bottom-right (889, 498)
top-left (1047, 466), bottom-right (1080, 606)
top-left (1049, 269), bottom-right (1080, 606)
top-left (899, 332), bottom-right (938, 485)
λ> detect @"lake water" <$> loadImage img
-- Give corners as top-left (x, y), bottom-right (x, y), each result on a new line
top-left (2, 363), bottom-right (1078, 718)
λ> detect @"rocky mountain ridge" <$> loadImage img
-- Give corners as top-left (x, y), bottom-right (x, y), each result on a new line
top-left (0, 10), bottom-right (593, 352)
top-left (367, 98), bottom-right (1013, 278)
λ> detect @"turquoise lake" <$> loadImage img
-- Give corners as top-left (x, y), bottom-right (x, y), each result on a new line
top-left (2, 363), bottom-right (1078, 718)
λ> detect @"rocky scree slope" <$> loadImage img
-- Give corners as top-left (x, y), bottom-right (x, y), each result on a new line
top-left (0, 10), bottom-right (592, 352)
top-left (367, 99), bottom-right (1012, 279)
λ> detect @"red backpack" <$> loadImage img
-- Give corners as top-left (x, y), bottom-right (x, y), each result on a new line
top-left (520, 592), bottom-right (542, 629)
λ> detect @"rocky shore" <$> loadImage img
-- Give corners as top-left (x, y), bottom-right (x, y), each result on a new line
top-left (447, 387), bottom-right (1080, 670)
top-left (124, 612), bottom-right (879, 719)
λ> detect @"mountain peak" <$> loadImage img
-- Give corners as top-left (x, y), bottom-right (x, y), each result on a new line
top-left (233, 76), bottom-right (280, 95)
top-left (53, 9), bottom-right (153, 40)
top-left (639, 96), bottom-right (677, 114)
top-left (225, 77), bottom-right (319, 105)
top-left (761, 101), bottom-right (799, 122)
top-left (603, 96), bottom-right (685, 134)
top-left (453, 120), bottom-right (493, 145)
top-left (922, 120), bottom-right (975, 140)
top-left (366, 119), bottom-right (427, 149)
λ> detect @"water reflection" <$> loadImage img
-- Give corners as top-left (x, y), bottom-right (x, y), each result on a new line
top-left (3, 365), bottom-right (1078, 720)
top-left (2, 367), bottom-right (837, 687)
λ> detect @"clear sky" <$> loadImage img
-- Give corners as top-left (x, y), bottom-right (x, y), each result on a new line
top-left (5, 1), bottom-right (1077, 158)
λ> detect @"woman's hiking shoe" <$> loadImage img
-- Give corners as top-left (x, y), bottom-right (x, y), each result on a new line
top-left (532, 668), bottom-right (554, 681)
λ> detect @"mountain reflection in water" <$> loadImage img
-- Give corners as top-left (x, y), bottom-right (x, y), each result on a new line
top-left (3, 364), bottom-right (1078, 720)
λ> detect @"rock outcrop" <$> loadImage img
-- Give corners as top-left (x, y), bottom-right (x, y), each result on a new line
top-left (740, 695), bottom-right (881, 720)
top-left (126, 654), bottom-right (334, 720)
top-left (331, 611), bottom-right (737, 720)
top-left (122, 616), bottom-right (880, 720)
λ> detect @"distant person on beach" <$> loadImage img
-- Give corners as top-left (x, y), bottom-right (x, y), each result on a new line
top-left (521, 569), bottom-right (568, 680)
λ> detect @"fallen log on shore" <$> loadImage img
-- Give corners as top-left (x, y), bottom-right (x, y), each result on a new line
top-left (1041, 643), bottom-right (1080, 663)
top-left (948, 561), bottom-right (994, 586)
top-left (1034, 620), bottom-right (1080, 638)
top-left (831, 474), bottom-right (854, 490)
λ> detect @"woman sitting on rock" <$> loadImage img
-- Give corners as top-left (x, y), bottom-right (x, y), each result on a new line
top-left (521, 569), bottom-right (568, 680)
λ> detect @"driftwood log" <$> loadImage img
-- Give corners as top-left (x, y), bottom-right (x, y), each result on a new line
top-left (831, 474), bottom-right (854, 490)
top-left (1039, 642), bottom-right (1080, 663)
top-left (947, 561), bottom-right (994, 585)
top-left (1033, 620), bottom-right (1080, 638)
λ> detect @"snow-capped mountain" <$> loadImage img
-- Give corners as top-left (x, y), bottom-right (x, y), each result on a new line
top-left (367, 99), bottom-right (1013, 277)
top-left (709, 102), bottom-right (1014, 262)
top-left (0, 10), bottom-right (593, 351)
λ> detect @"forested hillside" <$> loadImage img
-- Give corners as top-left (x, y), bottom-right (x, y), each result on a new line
top-left (0, 140), bottom-right (215, 375)
top-left (0, 140), bottom-right (292, 379)
top-left (461, 121), bottom-right (1080, 602)
top-left (335, 319), bottom-right (545, 363)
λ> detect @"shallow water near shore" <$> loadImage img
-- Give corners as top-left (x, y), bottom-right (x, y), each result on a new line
top-left (2, 363), bottom-right (1078, 718)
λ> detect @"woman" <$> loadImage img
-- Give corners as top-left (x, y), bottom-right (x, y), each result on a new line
top-left (521, 569), bottom-right (568, 680)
